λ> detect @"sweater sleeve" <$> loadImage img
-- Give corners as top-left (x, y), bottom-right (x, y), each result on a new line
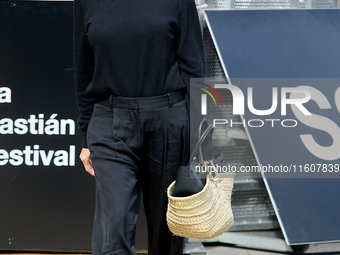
top-left (177, 0), bottom-right (213, 161)
top-left (73, 0), bottom-right (96, 148)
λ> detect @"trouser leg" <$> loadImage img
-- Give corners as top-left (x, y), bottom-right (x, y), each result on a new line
top-left (91, 160), bottom-right (141, 255)
top-left (140, 100), bottom-right (189, 255)
top-left (88, 104), bottom-right (141, 255)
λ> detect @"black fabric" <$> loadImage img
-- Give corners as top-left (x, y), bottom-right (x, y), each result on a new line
top-left (171, 122), bottom-right (214, 197)
top-left (171, 165), bottom-right (204, 197)
top-left (87, 95), bottom-right (189, 255)
top-left (73, 0), bottom-right (205, 148)
top-left (98, 90), bottom-right (185, 110)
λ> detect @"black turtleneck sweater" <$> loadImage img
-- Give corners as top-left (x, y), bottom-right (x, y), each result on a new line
top-left (73, 0), bottom-right (205, 148)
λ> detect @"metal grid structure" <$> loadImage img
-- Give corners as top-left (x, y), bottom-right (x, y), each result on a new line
top-left (202, 16), bottom-right (279, 231)
top-left (205, 0), bottom-right (339, 8)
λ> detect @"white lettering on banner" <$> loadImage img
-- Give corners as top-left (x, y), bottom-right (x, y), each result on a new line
top-left (0, 114), bottom-right (75, 135)
top-left (0, 145), bottom-right (76, 167)
top-left (290, 86), bottom-right (340, 160)
top-left (0, 87), bottom-right (11, 103)
top-left (0, 89), bottom-right (78, 168)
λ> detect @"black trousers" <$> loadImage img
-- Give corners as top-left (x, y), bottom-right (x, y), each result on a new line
top-left (87, 91), bottom-right (189, 255)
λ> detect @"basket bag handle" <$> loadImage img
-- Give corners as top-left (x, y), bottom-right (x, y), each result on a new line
top-left (188, 118), bottom-right (213, 166)
top-left (198, 118), bottom-right (211, 165)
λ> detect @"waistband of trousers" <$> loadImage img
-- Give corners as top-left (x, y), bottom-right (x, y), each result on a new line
top-left (98, 90), bottom-right (185, 110)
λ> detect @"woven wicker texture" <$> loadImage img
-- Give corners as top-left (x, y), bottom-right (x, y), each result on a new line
top-left (167, 173), bottom-right (235, 239)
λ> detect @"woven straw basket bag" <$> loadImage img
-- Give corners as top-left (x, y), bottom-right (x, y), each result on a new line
top-left (166, 172), bottom-right (235, 239)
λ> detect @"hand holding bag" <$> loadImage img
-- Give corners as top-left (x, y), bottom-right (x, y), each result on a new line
top-left (166, 119), bottom-right (235, 239)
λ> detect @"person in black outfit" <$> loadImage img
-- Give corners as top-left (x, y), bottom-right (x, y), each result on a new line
top-left (73, 0), bottom-right (212, 254)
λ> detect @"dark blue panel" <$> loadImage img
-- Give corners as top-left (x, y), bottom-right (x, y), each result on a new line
top-left (205, 10), bottom-right (340, 245)
top-left (205, 9), bottom-right (340, 78)
top-left (269, 178), bottom-right (340, 244)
